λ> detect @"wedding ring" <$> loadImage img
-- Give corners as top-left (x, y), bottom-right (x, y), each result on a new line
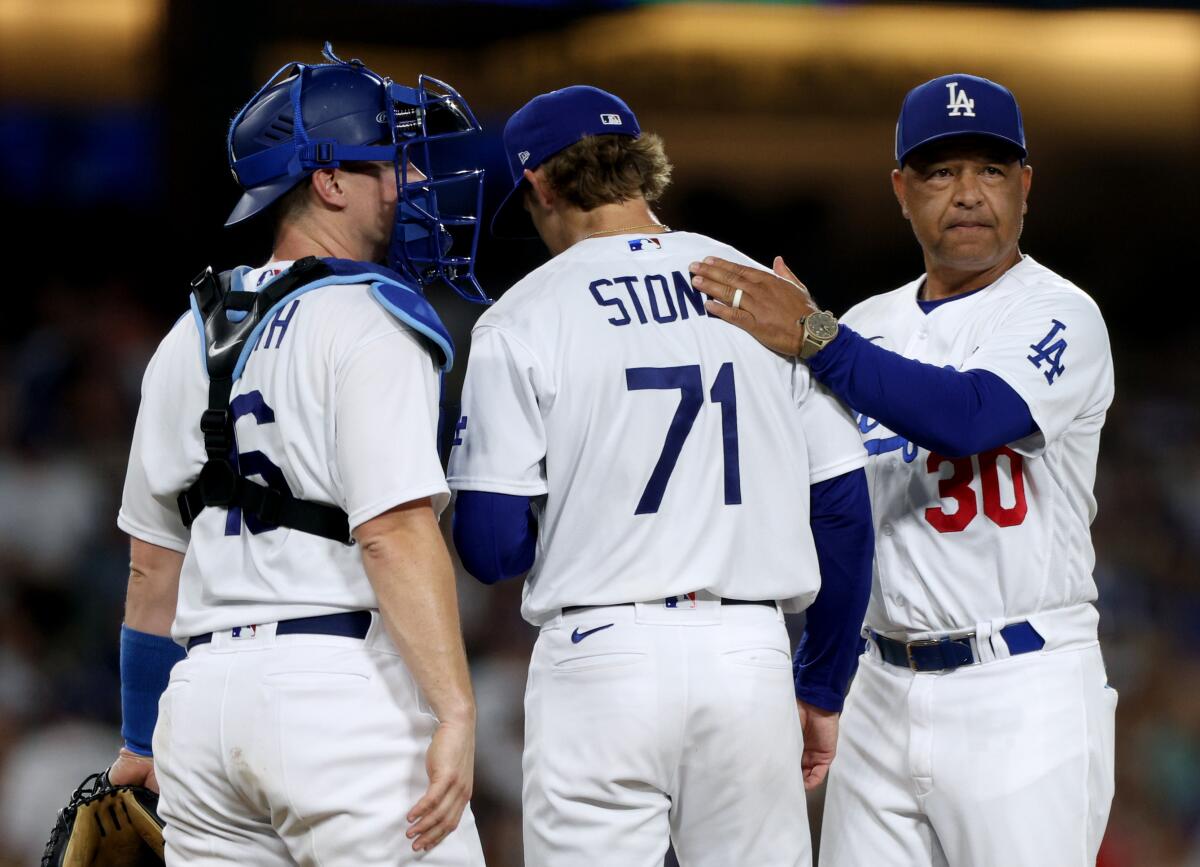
top-left (731, 288), bottom-right (744, 310)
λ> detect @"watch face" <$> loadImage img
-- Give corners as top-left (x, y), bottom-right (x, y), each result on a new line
top-left (807, 311), bottom-right (839, 341)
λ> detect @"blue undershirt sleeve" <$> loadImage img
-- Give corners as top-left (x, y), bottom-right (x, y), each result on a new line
top-left (806, 326), bottom-right (1037, 457)
top-left (793, 468), bottom-right (874, 713)
top-left (452, 490), bottom-right (537, 585)
top-left (120, 625), bottom-right (186, 756)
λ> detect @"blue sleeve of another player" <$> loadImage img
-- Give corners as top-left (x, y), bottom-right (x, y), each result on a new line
top-left (806, 326), bottom-right (1036, 457)
top-left (452, 490), bottom-right (536, 585)
top-left (793, 468), bottom-right (873, 713)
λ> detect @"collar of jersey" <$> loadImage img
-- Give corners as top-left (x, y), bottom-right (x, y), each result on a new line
top-left (188, 258), bottom-right (454, 380)
top-left (914, 254), bottom-right (1034, 315)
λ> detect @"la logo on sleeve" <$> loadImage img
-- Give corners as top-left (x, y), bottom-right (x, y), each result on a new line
top-left (1027, 320), bottom-right (1068, 384)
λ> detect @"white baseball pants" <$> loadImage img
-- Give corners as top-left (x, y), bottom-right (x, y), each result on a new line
top-left (152, 617), bottom-right (486, 866)
top-left (522, 597), bottom-right (812, 867)
top-left (820, 641), bottom-right (1116, 867)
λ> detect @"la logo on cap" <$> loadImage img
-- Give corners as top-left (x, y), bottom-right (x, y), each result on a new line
top-left (946, 81), bottom-right (976, 117)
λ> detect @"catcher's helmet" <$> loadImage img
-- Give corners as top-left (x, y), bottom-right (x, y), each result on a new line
top-left (226, 43), bottom-right (488, 302)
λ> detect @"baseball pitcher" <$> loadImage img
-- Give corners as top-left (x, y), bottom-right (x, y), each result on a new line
top-left (448, 86), bottom-right (875, 867)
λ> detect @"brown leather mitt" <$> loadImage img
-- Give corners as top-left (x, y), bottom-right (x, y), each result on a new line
top-left (41, 771), bottom-right (164, 867)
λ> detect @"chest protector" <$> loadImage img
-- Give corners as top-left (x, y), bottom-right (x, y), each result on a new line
top-left (176, 256), bottom-right (454, 545)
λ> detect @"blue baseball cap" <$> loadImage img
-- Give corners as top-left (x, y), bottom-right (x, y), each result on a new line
top-left (895, 73), bottom-right (1026, 166)
top-left (491, 85), bottom-right (641, 239)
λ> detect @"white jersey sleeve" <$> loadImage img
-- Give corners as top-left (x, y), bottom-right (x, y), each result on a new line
top-left (118, 333), bottom-right (192, 553)
top-left (961, 287), bottom-right (1113, 456)
top-left (336, 328), bottom-right (451, 528)
top-left (447, 325), bottom-right (550, 497)
top-left (796, 377), bottom-right (867, 484)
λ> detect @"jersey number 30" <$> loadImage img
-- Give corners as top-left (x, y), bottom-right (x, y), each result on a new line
top-left (625, 363), bottom-right (740, 515)
top-left (925, 447), bottom-right (1028, 533)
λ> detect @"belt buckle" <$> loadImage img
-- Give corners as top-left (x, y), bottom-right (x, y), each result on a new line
top-left (905, 637), bottom-right (942, 672)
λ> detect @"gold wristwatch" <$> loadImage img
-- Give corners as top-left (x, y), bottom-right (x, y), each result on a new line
top-left (798, 310), bottom-right (840, 359)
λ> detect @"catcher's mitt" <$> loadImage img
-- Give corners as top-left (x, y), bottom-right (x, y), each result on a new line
top-left (41, 771), bottom-right (164, 867)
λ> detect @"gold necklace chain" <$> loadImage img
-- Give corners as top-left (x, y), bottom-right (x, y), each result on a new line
top-left (581, 223), bottom-right (671, 240)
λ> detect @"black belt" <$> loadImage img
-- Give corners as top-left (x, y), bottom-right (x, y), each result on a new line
top-left (187, 610), bottom-right (372, 650)
top-left (870, 621), bottom-right (1044, 672)
top-left (563, 598), bottom-right (775, 615)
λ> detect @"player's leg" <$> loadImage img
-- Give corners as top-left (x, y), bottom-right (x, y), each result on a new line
top-left (153, 649), bottom-right (295, 865)
top-left (254, 635), bottom-right (485, 867)
top-left (523, 609), bottom-right (673, 867)
top-left (819, 652), bottom-right (949, 867)
top-left (922, 644), bottom-right (1116, 867)
top-left (668, 606), bottom-right (811, 867)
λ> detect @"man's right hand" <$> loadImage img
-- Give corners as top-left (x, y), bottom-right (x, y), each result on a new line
top-left (406, 718), bottom-right (476, 852)
top-left (690, 256), bottom-right (820, 357)
top-left (107, 748), bottom-right (159, 793)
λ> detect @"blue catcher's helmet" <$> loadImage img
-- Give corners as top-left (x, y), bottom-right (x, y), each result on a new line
top-left (226, 43), bottom-right (488, 302)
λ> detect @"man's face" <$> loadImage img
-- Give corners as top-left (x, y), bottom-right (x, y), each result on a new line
top-left (339, 160), bottom-right (424, 259)
top-left (892, 138), bottom-right (1032, 274)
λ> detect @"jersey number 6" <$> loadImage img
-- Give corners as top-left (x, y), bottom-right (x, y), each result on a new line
top-left (224, 390), bottom-right (291, 536)
top-left (625, 363), bottom-right (740, 515)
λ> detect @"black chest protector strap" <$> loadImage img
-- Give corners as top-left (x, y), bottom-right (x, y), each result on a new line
top-left (177, 257), bottom-right (353, 545)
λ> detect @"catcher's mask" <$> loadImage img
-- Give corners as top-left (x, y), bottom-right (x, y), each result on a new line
top-left (226, 43), bottom-right (488, 303)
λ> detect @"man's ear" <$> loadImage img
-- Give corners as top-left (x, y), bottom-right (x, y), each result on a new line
top-left (891, 168), bottom-right (911, 220)
top-left (523, 168), bottom-right (555, 211)
top-left (310, 168), bottom-right (346, 210)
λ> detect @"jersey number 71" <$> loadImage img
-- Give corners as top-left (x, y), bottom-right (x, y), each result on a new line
top-left (625, 363), bottom-right (740, 515)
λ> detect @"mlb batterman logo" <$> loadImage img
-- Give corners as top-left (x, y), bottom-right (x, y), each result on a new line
top-left (600, 113), bottom-right (622, 126)
top-left (945, 81), bottom-right (976, 117)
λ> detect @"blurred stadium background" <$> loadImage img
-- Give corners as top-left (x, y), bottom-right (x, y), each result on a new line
top-left (1, 0), bottom-right (1197, 864)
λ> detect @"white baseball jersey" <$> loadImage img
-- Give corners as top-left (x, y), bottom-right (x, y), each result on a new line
top-left (118, 261), bottom-right (450, 641)
top-left (447, 231), bottom-right (866, 625)
top-left (840, 255), bottom-right (1113, 638)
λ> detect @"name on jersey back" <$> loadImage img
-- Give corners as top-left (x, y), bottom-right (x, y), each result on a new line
top-left (588, 270), bottom-right (708, 328)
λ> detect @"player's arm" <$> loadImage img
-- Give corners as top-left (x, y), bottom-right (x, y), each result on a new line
top-left (793, 468), bottom-right (874, 712)
top-left (355, 500), bottom-right (476, 853)
top-left (108, 537), bottom-right (186, 793)
top-left (447, 324), bottom-right (550, 573)
top-left (793, 468), bottom-right (874, 790)
top-left (804, 328), bottom-right (1036, 457)
top-left (452, 491), bottom-right (537, 584)
top-left (336, 326), bottom-right (480, 853)
top-left (109, 344), bottom-right (190, 792)
top-left (691, 256), bottom-right (1036, 456)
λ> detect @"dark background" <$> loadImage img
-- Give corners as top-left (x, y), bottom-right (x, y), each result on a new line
top-left (0, 1), bottom-right (1197, 864)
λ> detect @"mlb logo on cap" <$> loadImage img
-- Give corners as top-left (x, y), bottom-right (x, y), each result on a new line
top-left (895, 73), bottom-right (1026, 166)
top-left (601, 113), bottom-right (623, 125)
